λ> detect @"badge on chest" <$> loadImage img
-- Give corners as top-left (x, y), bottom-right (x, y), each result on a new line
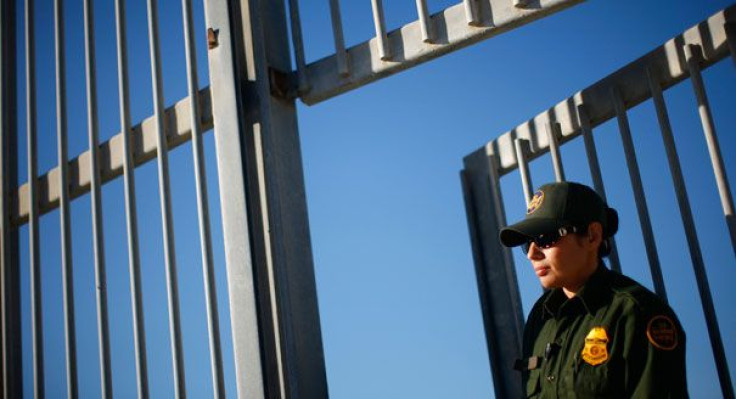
top-left (581, 326), bottom-right (609, 366)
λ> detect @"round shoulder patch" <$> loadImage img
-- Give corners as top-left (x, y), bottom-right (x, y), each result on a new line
top-left (646, 315), bottom-right (678, 350)
top-left (527, 190), bottom-right (545, 214)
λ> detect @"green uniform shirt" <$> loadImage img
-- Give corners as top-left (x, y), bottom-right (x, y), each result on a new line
top-left (520, 265), bottom-right (688, 398)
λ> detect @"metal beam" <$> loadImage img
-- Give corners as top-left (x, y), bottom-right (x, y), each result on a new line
top-left (300, 0), bottom-right (584, 104)
top-left (234, 0), bottom-right (328, 396)
top-left (204, 0), bottom-right (268, 396)
top-left (461, 146), bottom-right (524, 399)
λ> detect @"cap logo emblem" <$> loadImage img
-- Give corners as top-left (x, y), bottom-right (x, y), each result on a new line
top-left (646, 315), bottom-right (678, 350)
top-left (527, 190), bottom-right (545, 214)
top-left (581, 327), bottom-right (609, 366)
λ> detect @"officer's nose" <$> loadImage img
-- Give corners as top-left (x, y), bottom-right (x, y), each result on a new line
top-left (527, 242), bottom-right (544, 261)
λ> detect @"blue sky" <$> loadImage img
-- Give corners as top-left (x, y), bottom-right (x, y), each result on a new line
top-left (12, 0), bottom-right (736, 397)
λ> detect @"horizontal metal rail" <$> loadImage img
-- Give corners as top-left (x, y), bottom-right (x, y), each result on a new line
top-left (484, 6), bottom-right (735, 175)
top-left (300, 0), bottom-right (584, 104)
top-left (11, 88), bottom-right (213, 226)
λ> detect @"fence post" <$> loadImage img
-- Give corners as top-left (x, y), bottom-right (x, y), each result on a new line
top-left (462, 145), bottom-right (524, 399)
top-left (204, 0), bottom-right (328, 397)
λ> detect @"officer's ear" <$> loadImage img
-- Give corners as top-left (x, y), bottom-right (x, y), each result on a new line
top-left (586, 222), bottom-right (604, 249)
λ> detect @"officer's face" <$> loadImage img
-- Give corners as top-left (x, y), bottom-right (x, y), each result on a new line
top-left (526, 224), bottom-right (600, 297)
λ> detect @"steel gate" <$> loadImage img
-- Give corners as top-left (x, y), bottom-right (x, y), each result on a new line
top-left (0, 0), bottom-right (584, 397)
top-left (462, 6), bottom-right (736, 398)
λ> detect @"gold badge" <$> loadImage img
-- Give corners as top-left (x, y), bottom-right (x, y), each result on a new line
top-left (581, 327), bottom-right (609, 366)
top-left (647, 315), bottom-right (678, 350)
top-left (527, 190), bottom-right (545, 214)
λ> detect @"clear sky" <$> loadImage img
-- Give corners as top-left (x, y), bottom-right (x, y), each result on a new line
top-left (12, 0), bottom-right (736, 398)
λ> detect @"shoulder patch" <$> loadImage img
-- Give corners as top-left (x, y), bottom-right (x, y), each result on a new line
top-left (581, 327), bottom-right (609, 366)
top-left (646, 315), bottom-right (678, 350)
top-left (527, 190), bottom-right (544, 214)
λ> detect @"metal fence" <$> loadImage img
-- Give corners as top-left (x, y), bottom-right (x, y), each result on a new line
top-left (0, 0), bottom-right (327, 397)
top-left (0, 0), bottom-right (587, 397)
top-left (462, 6), bottom-right (736, 398)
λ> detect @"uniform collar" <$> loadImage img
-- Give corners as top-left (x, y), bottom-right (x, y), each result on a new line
top-left (542, 262), bottom-right (612, 318)
top-left (575, 263), bottom-right (613, 314)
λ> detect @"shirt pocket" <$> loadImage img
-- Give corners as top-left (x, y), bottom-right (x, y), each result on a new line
top-left (526, 369), bottom-right (541, 398)
top-left (573, 361), bottom-right (612, 396)
top-left (573, 359), bottom-right (623, 398)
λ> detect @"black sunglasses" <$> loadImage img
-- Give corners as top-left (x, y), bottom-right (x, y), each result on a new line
top-left (521, 225), bottom-right (582, 254)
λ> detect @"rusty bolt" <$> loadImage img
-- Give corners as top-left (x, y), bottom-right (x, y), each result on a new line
top-left (208, 28), bottom-right (219, 50)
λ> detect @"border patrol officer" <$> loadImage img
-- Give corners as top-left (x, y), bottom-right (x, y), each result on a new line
top-left (500, 182), bottom-right (688, 398)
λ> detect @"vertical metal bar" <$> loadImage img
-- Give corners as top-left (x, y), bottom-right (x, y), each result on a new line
top-left (113, 0), bottom-right (149, 396)
top-left (611, 87), bottom-right (668, 301)
top-left (546, 122), bottom-right (565, 182)
top-left (648, 68), bottom-right (735, 399)
top-left (415, 0), bottom-right (434, 43)
top-left (145, 0), bottom-right (186, 395)
top-left (725, 23), bottom-right (736, 66)
top-left (514, 138), bottom-right (533, 205)
top-left (577, 104), bottom-right (621, 273)
top-left (0, 6), bottom-right (5, 395)
top-left (370, 0), bottom-right (391, 60)
top-left (202, 0), bottom-right (269, 396)
top-left (26, 0), bottom-right (44, 396)
top-left (181, 0), bottom-right (224, 396)
top-left (54, 0), bottom-right (78, 397)
top-left (576, 106), bottom-right (605, 206)
top-left (463, 0), bottom-right (479, 25)
top-left (487, 150), bottom-right (524, 345)
top-left (328, 0), bottom-right (349, 76)
top-left (83, 0), bottom-right (113, 395)
top-left (0, 0), bottom-right (22, 395)
top-left (685, 44), bottom-right (736, 260)
top-left (287, 0), bottom-right (309, 93)
top-left (461, 147), bottom-right (523, 399)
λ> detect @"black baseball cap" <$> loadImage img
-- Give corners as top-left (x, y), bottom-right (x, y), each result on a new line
top-left (499, 182), bottom-right (618, 247)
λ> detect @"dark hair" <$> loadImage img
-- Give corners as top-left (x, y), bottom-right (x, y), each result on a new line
top-left (599, 238), bottom-right (613, 258)
top-left (575, 217), bottom-right (615, 259)
top-left (599, 208), bottom-right (618, 258)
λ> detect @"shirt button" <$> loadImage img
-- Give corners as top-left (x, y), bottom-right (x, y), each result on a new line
top-left (546, 375), bottom-right (555, 382)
